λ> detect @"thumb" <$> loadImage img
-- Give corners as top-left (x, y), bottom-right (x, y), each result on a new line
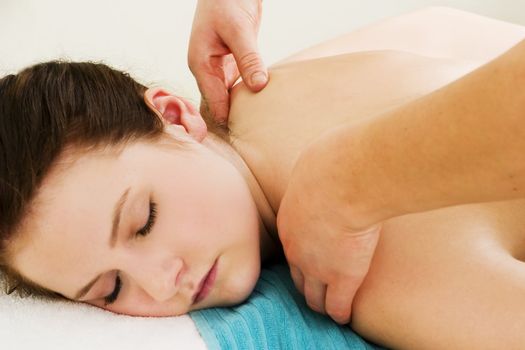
top-left (225, 34), bottom-right (268, 92)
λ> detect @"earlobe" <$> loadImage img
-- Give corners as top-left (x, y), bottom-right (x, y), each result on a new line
top-left (144, 87), bottom-right (208, 142)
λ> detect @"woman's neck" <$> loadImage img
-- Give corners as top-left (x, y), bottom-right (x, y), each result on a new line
top-left (200, 131), bottom-right (281, 262)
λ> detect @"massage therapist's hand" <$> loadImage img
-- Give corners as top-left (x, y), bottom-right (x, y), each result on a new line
top-left (276, 127), bottom-right (382, 325)
top-left (188, 0), bottom-right (268, 124)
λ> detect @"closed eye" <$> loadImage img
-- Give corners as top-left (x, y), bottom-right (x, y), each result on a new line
top-left (103, 199), bottom-right (157, 305)
top-left (104, 273), bottom-right (121, 305)
top-left (137, 200), bottom-right (157, 237)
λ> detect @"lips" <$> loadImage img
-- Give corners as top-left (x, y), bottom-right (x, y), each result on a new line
top-left (193, 259), bottom-right (218, 305)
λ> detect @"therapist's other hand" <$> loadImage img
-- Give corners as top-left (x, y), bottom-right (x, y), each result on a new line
top-left (188, 0), bottom-right (268, 124)
top-left (276, 143), bottom-right (381, 325)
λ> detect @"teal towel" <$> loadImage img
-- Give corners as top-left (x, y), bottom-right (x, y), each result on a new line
top-left (190, 264), bottom-right (384, 350)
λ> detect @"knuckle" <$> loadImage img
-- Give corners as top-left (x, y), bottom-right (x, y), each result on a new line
top-left (237, 52), bottom-right (262, 73)
top-left (227, 7), bottom-right (259, 32)
top-left (277, 229), bottom-right (292, 248)
top-left (188, 60), bottom-right (207, 78)
top-left (188, 58), bottom-right (200, 73)
top-left (284, 244), bottom-right (300, 261)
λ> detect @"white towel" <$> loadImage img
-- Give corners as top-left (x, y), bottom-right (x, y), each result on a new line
top-left (0, 292), bottom-right (207, 350)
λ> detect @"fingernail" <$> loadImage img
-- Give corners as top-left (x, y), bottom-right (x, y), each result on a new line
top-left (251, 72), bottom-right (267, 86)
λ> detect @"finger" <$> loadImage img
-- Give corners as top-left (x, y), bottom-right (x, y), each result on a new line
top-left (289, 265), bottom-right (305, 295)
top-left (222, 54), bottom-right (242, 89)
top-left (303, 276), bottom-right (327, 314)
top-left (196, 74), bottom-right (230, 124)
top-left (325, 281), bottom-right (359, 325)
top-left (222, 32), bottom-right (268, 92)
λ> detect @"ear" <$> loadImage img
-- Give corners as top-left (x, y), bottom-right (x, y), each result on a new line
top-left (144, 87), bottom-right (207, 142)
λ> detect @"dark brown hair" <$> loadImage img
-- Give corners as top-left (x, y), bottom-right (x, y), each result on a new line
top-left (0, 60), bottom-right (228, 300)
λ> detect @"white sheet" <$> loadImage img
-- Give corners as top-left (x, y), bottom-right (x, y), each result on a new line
top-left (0, 291), bottom-right (207, 350)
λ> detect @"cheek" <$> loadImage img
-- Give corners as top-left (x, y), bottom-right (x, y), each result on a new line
top-left (157, 175), bottom-right (260, 248)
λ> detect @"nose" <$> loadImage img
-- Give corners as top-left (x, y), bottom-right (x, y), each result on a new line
top-left (129, 255), bottom-right (185, 302)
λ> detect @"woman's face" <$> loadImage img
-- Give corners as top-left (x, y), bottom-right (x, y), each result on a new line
top-left (10, 135), bottom-right (263, 317)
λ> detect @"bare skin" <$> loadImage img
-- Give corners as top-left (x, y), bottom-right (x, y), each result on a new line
top-left (227, 7), bottom-right (525, 349)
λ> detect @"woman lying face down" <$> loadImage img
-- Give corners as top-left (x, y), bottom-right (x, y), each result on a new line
top-left (4, 7), bottom-right (525, 349)
top-left (1, 62), bottom-right (280, 317)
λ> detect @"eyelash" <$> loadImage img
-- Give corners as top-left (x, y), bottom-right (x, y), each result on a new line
top-left (103, 200), bottom-right (157, 306)
top-left (137, 200), bottom-right (157, 237)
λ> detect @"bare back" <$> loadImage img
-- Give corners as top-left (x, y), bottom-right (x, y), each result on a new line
top-left (228, 7), bottom-right (525, 349)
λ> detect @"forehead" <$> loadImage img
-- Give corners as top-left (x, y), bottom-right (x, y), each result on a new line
top-left (9, 147), bottom-right (127, 288)
top-left (27, 147), bottom-right (123, 235)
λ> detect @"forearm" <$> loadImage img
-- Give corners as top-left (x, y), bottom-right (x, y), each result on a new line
top-left (304, 39), bottom-right (525, 227)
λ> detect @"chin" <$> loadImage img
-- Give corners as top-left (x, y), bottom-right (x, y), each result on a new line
top-left (222, 258), bottom-right (261, 305)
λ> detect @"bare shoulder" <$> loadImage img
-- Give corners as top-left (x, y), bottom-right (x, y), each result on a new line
top-left (274, 7), bottom-right (525, 66)
top-left (352, 200), bottom-right (525, 349)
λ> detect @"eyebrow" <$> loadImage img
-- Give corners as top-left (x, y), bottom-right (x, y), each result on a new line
top-left (73, 186), bottom-right (131, 300)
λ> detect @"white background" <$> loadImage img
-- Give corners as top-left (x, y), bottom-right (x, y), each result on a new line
top-left (1, 0), bottom-right (524, 109)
